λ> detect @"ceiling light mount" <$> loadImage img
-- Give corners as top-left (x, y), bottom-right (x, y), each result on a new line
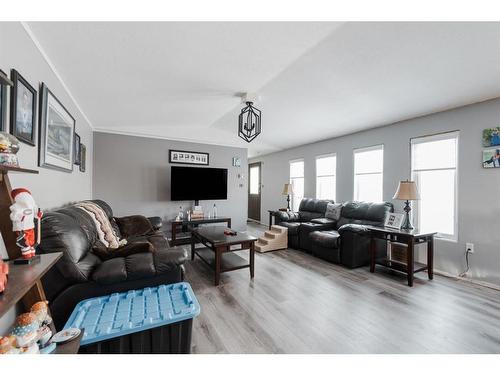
top-left (238, 93), bottom-right (261, 143)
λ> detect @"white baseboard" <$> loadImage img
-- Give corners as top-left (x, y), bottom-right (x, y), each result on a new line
top-left (434, 269), bottom-right (500, 291)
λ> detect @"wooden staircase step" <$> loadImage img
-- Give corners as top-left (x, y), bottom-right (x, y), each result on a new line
top-left (264, 231), bottom-right (276, 239)
top-left (271, 225), bottom-right (287, 233)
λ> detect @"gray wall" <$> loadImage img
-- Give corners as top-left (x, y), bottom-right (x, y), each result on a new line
top-left (250, 98), bottom-right (500, 286)
top-left (0, 22), bottom-right (94, 334)
top-left (93, 132), bottom-right (248, 230)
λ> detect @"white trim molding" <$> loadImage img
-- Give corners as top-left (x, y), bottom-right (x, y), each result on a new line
top-left (21, 22), bottom-right (95, 130)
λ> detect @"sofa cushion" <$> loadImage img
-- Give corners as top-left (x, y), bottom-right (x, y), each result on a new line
top-left (325, 203), bottom-right (342, 221)
top-left (298, 198), bottom-right (332, 214)
top-left (309, 230), bottom-right (341, 249)
top-left (279, 221), bottom-right (301, 235)
top-left (337, 201), bottom-right (393, 228)
top-left (115, 215), bottom-right (154, 238)
top-left (92, 241), bottom-right (154, 261)
top-left (310, 217), bottom-right (336, 225)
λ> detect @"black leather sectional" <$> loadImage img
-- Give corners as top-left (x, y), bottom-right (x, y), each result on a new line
top-left (38, 200), bottom-right (187, 329)
top-left (275, 198), bottom-right (393, 268)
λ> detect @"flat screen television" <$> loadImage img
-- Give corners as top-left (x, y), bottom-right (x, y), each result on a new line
top-left (171, 166), bottom-right (228, 201)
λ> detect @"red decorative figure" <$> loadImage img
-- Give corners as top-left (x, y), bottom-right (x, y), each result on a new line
top-left (9, 188), bottom-right (43, 260)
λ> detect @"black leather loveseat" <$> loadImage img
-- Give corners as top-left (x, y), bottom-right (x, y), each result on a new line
top-left (38, 200), bottom-right (187, 329)
top-left (275, 198), bottom-right (334, 249)
top-left (275, 199), bottom-right (393, 268)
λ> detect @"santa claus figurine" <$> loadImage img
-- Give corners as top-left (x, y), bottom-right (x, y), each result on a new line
top-left (9, 188), bottom-right (43, 260)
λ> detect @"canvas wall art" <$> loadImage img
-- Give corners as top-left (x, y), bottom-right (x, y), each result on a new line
top-left (39, 83), bottom-right (75, 172)
top-left (483, 148), bottom-right (500, 168)
top-left (482, 127), bottom-right (500, 147)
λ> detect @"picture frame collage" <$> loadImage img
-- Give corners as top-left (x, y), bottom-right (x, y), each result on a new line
top-left (0, 68), bottom-right (87, 173)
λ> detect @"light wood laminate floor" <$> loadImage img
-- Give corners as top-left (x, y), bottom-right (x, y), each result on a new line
top-left (182, 223), bottom-right (500, 354)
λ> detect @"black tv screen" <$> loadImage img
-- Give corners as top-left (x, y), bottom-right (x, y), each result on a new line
top-left (171, 166), bottom-right (228, 201)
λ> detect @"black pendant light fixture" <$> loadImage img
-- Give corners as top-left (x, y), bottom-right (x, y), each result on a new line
top-left (238, 94), bottom-right (261, 143)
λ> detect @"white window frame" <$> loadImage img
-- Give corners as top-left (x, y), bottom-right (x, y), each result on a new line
top-left (289, 158), bottom-right (304, 211)
top-left (410, 131), bottom-right (459, 242)
top-left (353, 144), bottom-right (384, 202)
top-left (315, 153), bottom-right (337, 201)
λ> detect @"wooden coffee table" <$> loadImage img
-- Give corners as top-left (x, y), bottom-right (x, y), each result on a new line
top-left (191, 226), bottom-right (257, 286)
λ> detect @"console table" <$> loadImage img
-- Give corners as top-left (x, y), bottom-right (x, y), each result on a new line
top-left (365, 225), bottom-right (436, 287)
top-left (169, 216), bottom-right (231, 246)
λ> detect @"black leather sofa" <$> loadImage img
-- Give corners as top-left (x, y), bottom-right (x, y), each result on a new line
top-left (38, 200), bottom-right (187, 329)
top-left (275, 199), bottom-right (393, 268)
top-left (275, 198), bottom-right (334, 249)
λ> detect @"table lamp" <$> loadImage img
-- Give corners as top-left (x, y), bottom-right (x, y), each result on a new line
top-left (393, 180), bottom-right (420, 230)
top-left (282, 183), bottom-right (294, 211)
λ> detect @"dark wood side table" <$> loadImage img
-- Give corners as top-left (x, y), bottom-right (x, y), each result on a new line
top-left (364, 225), bottom-right (436, 287)
top-left (169, 216), bottom-right (231, 246)
top-left (191, 226), bottom-right (257, 286)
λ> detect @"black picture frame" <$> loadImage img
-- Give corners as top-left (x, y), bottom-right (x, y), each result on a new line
top-left (79, 144), bottom-right (86, 172)
top-left (169, 149), bottom-right (209, 165)
top-left (73, 133), bottom-right (81, 165)
top-left (39, 83), bottom-right (76, 172)
top-left (0, 69), bottom-right (7, 132)
top-left (10, 69), bottom-right (37, 145)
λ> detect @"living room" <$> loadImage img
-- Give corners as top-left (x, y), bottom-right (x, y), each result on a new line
top-left (1, 0), bottom-right (500, 372)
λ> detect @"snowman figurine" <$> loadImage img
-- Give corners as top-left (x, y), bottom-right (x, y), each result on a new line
top-left (9, 188), bottom-right (43, 260)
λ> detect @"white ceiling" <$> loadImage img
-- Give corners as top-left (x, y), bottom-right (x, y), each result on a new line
top-left (27, 22), bottom-right (500, 157)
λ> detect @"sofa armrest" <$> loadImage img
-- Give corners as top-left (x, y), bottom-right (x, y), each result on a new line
top-left (92, 248), bottom-right (187, 285)
top-left (276, 211), bottom-right (300, 223)
top-left (338, 223), bottom-right (370, 235)
top-left (115, 215), bottom-right (155, 238)
top-left (147, 216), bottom-right (163, 231)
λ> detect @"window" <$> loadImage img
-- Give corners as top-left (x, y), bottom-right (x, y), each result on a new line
top-left (289, 159), bottom-right (304, 211)
top-left (411, 132), bottom-right (458, 241)
top-left (316, 154), bottom-right (336, 200)
top-left (249, 164), bottom-right (260, 195)
top-left (353, 145), bottom-right (384, 202)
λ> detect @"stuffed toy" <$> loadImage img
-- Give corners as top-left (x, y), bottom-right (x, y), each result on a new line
top-left (9, 188), bottom-right (43, 260)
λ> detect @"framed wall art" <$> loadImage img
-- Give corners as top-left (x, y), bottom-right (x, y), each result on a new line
top-left (79, 144), bottom-right (86, 172)
top-left (74, 132), bottom-right (81, 165)
top-left (39, 83), bottom-right (76, 172)
top-left (482, 148), bottom-right (500, 168)
top-left (0, 69), bottom-right (7, 132)
top-left (169, 149), bottom-right (209, 165)
top-left (482, 127), bottom-right (500, 148)
top-left (10, 69), bottom-right (37, 145)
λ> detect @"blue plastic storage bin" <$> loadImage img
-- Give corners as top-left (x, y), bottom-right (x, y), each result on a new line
top-left (64, 282), bottom-right (200, 354)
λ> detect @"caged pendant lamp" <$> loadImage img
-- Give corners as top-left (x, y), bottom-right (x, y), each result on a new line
top-left (238, 94), bottom-right (261, 143)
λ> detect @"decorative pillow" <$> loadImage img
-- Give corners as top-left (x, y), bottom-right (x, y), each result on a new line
top-left (325, 203), bottom-right (342, 221)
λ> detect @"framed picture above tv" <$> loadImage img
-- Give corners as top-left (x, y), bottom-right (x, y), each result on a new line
top-left (169, 149), bottom-right (209, 165)
top-left (38, 83), bottom-right (76, 172)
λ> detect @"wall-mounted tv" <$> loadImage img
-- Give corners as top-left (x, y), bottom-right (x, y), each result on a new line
top-left (171, 166), bottom-right (228, 201)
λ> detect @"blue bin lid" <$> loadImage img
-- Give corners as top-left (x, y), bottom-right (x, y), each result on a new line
top-left (64, 282), bottom-right (200, 346)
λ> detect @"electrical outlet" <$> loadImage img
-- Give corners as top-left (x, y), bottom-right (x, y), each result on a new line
top-left (466, 243), bottom-right (475, 254)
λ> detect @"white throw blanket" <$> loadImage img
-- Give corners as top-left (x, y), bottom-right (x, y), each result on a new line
top-left (75, 202), bottom-right (126, 249)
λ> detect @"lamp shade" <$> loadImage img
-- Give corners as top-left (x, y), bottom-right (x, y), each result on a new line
top-left (393, 180), bottom-right (419, 200)
top-left (282, 183), bottom-right (294, 195)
